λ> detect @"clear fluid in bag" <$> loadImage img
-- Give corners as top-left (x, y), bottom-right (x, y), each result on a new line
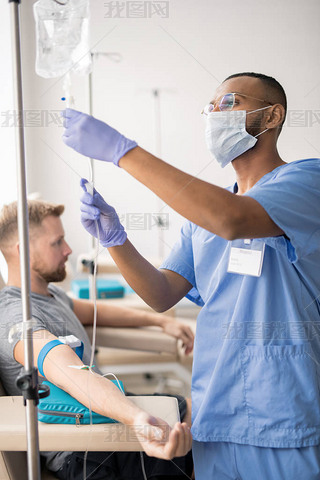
top-left (34, 0), bottom-right (92, 78)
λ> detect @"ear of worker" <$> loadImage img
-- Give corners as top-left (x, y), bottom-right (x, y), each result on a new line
top-left (62, 108), bottom-right (138, 166)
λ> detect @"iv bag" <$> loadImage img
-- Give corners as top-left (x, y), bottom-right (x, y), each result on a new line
top-left (34, 0), bottom-right (92, 78)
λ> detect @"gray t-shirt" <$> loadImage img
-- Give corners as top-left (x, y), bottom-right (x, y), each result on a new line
top-left (0, 284), bottom-right (100, 472)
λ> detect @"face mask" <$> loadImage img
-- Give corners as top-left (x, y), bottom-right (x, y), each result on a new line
top-left (205, 106), bottom-right (271, 168)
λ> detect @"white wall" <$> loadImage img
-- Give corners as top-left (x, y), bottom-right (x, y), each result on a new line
top-left (0, 2), bottom-right (18, 281)
top-left (1, 0), bottom-right (320, 275)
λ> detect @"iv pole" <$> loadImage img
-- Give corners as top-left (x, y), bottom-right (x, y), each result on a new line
top-left (9, 1), bottom-right (41, 478)
top-left (153, 89), bottom-right (166, 261)
top-left (86, 54), bottom-right (96, 300)
top-left (85, 52), bottom-right (122, 299)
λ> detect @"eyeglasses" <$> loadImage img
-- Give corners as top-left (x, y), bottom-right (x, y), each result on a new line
top-left (201, 92), bottom-right (273, 114)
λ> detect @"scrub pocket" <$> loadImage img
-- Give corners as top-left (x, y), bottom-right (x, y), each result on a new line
top-left (241, 344), bottom-right (320, 430)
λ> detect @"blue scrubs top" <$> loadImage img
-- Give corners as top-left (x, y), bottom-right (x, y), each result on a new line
top-left (161, 159), bottom-right (320, 448)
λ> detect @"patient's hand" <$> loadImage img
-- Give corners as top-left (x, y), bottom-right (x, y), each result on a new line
top-left (182, 397), bottom-right (192, 428)
top-left (162, 319), bottom-right (194, 355)
top-left (133, 411), bottom-right (192, 460)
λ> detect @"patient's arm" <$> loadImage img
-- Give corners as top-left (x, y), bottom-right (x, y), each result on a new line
top-left (14, 329), bottom-right (141, 423)
top-left (73, 298), bottom-right (194, 354)
top-left (13, 329), bottom-right (192, 459)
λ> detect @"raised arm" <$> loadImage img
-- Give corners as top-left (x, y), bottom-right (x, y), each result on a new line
top-left (119, 147), bottom-right (283, 240)
top-left (80, 183), bottom-right (193, 312)
top-left (63, 109), bottom-right (283, 240)
top-left (109, 240), bottom-right (193, 312)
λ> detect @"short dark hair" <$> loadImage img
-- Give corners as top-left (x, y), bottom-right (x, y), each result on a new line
top-left (0, 200), bottom-right (64, 252)
top-left (224, 72), bottom-right (287, 132)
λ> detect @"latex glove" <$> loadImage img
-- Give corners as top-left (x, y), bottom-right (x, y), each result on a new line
top-left (62, 109), bottom-right (137, 166)
top-left (80, 179), bottom-right (127, 248)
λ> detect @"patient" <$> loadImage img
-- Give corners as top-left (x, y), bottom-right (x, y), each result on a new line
top-left (0, 200), bottom-right (193, 480)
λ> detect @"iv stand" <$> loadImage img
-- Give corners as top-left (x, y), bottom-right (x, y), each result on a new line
top-left (9, 1), bottom-right (41, 478)
top-left (153, 89), bottom-right (166, 261)
top-left (87, 56), bottom-right (96, 300)
top-left (86, 51), bottom-right (122, 299)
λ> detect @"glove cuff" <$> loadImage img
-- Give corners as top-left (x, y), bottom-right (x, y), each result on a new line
top-left (100, 230), bottom-right (127, 248)
top-left (113, 137), bottom-right (138, 167)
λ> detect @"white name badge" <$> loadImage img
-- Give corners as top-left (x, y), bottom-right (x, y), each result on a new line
top-left (227, 239), bottom-right (265, 277)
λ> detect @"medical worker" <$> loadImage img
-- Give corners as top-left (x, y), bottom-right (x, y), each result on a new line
top-left (63, 72), bottom-right (320, 480)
